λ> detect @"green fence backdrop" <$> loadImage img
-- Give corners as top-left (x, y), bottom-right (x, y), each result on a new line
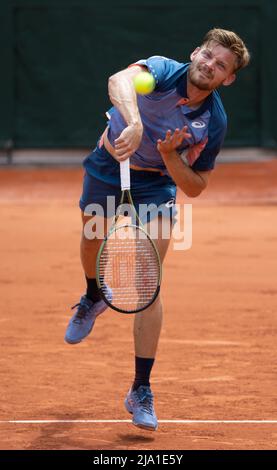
top-left (1, 0), bottom-right (276, 149)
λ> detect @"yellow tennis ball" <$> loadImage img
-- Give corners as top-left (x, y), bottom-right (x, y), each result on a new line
top-left (133, 71), bottom-right (155, 95)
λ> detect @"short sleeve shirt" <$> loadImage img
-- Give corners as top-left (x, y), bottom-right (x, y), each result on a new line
top-left (86, 56), bottom-right (227, 178)
top-left (107, 56), bottom-right (227, 172)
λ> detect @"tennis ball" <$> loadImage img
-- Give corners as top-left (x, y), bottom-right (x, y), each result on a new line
top-left (133, 71), bottom-right (155, 95)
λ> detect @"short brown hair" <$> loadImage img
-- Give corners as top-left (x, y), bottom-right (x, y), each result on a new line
top-left (202, 28), bottom-right (250, 71)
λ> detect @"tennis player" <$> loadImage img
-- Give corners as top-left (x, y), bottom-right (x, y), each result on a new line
top-left (65, 28), bottom-right (250, 431)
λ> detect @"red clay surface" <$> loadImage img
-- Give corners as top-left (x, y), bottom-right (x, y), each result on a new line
top-left (0, 159), bottom-right (277, 450)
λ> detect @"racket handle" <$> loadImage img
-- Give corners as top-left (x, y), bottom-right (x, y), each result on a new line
top-left (120, 159), bottom-right (130, 190)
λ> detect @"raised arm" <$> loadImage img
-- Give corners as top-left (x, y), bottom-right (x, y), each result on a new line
top-left (108, 65), bottom-right (147, 161)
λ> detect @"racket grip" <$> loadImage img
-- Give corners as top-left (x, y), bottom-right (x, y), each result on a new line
top-left (120, 159), bottom-right (130, 190)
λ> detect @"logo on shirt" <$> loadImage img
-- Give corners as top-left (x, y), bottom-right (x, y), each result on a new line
top-left (165, 198), bottom-right (175, 208)
top-left (191, 121), bottom-right (206, 129)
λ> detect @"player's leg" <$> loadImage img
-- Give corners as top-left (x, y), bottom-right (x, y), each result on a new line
top-left (125, 215), bottom-right (172, 431)
top-left (64, 170), bottom-right (118, 345)
top-left (64, 212), bottom-right (111, 345)
top-left (80, 212), bottom-right (107, 278)
top-left (134, 215), bottom-right (171, 358)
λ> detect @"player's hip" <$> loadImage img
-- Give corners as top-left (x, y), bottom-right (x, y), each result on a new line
top-left (79, 170), bottom-right (177, 225)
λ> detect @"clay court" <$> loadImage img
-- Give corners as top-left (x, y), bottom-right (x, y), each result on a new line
top-left (0, 157), bottom-right (277, 450)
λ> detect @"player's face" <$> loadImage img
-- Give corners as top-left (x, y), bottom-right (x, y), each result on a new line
top-left (188, 41), bottom-right (237, 91)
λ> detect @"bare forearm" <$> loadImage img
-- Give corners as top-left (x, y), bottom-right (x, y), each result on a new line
top-left (108, 70), bottom-right (142, 127)
top-left (161, 150), bottom-right (207, 197)
top-left (107, 67), bottom-right (144, 160)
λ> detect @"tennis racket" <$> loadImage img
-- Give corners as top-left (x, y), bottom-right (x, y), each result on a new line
top-left (96, 159), bottom-right (162, 314)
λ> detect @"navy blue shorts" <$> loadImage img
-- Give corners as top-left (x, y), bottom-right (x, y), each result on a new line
top-left (80, 145), bottom-right (177, 225)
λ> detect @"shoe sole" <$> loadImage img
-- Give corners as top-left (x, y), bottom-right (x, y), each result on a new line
top-left (133, 422), bottom-right (158, 431)
top-left (64, 324), bottom-right (94, 345)
top-left (124, 399), bottom-right (158, 431)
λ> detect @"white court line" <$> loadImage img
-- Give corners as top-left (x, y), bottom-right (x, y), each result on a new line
top-left (1, 420), bottom-right (277, 424)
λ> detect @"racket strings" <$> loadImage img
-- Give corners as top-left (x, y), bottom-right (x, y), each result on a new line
top-left (98, 226), bottom-right (160, 312)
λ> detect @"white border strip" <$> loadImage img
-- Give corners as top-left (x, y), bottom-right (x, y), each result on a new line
top-left (1, 420), bottom-right (277, 424)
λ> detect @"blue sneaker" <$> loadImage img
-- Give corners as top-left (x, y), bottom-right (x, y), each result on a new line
top-left (124, 385), bottom-right (158, 431)
top-left (64, 294), bottom-right (109, 344)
